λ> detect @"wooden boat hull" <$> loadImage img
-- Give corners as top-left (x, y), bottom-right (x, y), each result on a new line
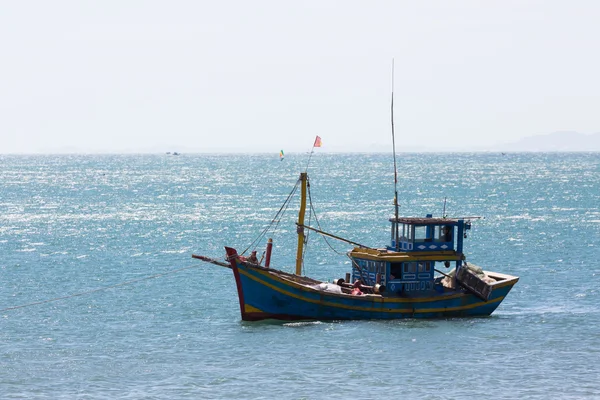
top-left (225, 248), bottom-right (519, 322)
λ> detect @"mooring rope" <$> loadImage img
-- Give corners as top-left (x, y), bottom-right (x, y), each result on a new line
top-left (0, 264), bottom-right (202, 312)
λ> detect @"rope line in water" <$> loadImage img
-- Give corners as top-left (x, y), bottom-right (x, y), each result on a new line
top-left (0, 264), bottom-right (202, 312)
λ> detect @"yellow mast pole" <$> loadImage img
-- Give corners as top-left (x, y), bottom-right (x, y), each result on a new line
top-left (295, 172), bottom-right (308, 275)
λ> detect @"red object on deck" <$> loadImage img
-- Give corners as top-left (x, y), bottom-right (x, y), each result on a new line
top-left (265, 238), bottom-right (273, 268)
top-left (351, 280), bottom-right (363, 295)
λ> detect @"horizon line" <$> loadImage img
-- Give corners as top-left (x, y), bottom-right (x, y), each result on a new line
top-left (2, 150), bottom-right (600, 156)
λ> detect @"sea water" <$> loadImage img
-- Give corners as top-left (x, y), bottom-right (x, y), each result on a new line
top-left (1, 153), bottom-right (599, 399)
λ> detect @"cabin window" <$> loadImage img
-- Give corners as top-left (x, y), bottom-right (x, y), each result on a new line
top-left (414, 226), bottom-right (429, 242)
top-left (390, 262), bottom-right (402, 280)
top-left (438, 225), bottom-right (453, 242)
top-left (403, 262), bottom-right (417, 273)
top-left (418, 262), bottom-right (432, 272)
top-left (406, 225), bottom-right (413, 241)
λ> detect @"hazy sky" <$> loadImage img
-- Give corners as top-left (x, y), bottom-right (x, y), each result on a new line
top-left (1, 1), bottom-right (599, 153)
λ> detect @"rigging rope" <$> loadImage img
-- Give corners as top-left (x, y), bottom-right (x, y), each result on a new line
top-left (347, 254), bottom-right (372, 286)
top-left (1, 264), bottom-right (202, 313)
top-left (307, 182), bottom-right (347, 256)
top-left (241, 178), bottom-right (300, 255)
top-left (306, 181), bottom-right (374, 285)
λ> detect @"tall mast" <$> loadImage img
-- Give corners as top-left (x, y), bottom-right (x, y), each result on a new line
top-left (295, 172), bottom-right (308, 275)
top-left (391, 59), bottom-right (400, 249)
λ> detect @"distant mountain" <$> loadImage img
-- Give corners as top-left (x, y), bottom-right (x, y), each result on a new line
top-left (496, 131), bottom-right (600, 152)
top-left (330, 131), bottom-right (600, 153)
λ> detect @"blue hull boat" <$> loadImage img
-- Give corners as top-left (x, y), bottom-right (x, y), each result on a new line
top-left (222, 247), bottom-right (518, 321)
top-left (193, 172), bottom-right (519, 322)
top-left (193, 78), bottom-right (518, 321)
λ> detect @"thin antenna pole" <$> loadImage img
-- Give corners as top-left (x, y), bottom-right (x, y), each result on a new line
top-left (442, 197), bottom-right (447, 218)
top-left (305, 146), bottom-right (315, 173)
top-left (305, 136), bottom-right (321, 173)
top-left (391, 59), bottom-right (400, 249)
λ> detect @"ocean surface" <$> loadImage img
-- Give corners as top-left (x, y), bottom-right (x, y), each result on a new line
top-left (1, 152), bottom-right (599, 399)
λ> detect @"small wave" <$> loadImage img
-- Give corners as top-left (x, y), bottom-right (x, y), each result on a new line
top-left (506, 215), bottom-right (532, 220)
top-left (498, 305), bottom-right (600, 316)
top-left (283, 321), bottom-right (324, 327)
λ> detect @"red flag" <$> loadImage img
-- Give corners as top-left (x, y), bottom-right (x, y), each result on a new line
top-left (313, 136), bottom-right (322, 148)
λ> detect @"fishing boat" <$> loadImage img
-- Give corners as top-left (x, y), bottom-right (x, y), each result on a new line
top-left (192, 70), bottom-right (518, 321)
top-left (192, 169), bottom-right (519, 321)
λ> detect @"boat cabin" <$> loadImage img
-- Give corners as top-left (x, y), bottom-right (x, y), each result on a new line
top-left (349, 215), bottom-right (473, 297)
top-left (389, 214), bottom-right (470, 253)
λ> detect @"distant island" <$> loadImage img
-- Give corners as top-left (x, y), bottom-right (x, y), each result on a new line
top-left (364, 131), bottom-right (600, 153)
top-left (493, 131), bottom-right (600, 152)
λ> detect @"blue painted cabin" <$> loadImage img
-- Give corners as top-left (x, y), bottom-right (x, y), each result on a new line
top-left (349, 215), bottom-right (474, 297)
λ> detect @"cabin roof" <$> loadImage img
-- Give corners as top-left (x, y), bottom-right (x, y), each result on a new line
top-left (390, 217), bottom-right (459, 225)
